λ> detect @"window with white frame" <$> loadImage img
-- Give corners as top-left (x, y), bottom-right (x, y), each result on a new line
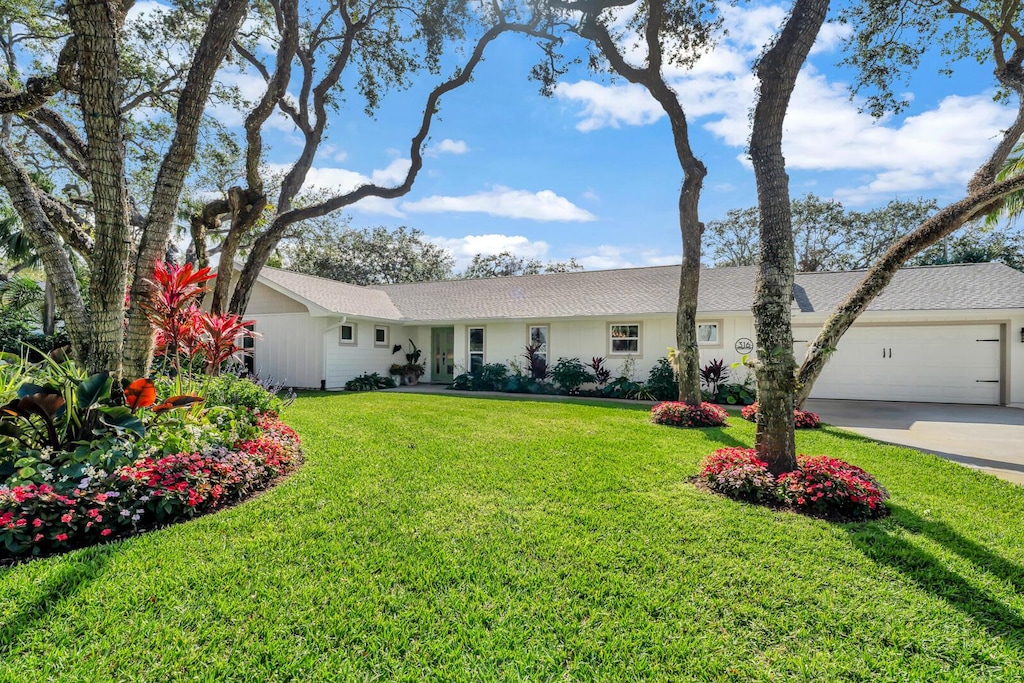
top-left (468, 327), bottom-right (485, 371)
top-left (374, 325), bottom-right (389, 347)
top-left (339, 323), bottom-right (356, 345)
top-left (697, 322), bottom-right (720, 345)
top-left (528, 325), bottom-right (549, 362)
top-left (609, 323), bottom-right (640, 354)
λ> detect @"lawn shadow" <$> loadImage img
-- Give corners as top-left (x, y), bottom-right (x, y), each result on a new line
top-left (697, 426), bottom-right (749, 449)
top-left (0, 544), bottom-right (117, 651)
top-left (844, 504), bottom-right (1024, 650)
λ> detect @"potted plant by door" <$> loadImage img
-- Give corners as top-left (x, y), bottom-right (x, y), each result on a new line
top-left (389, 363), bottom-right (404, 387)
top-left (402, 362), bottom-right (426, 385)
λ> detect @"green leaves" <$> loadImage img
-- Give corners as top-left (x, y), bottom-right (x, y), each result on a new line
top-left (97, 406), bottom-right (146, 438)
top-left (77, 372), bottom-right (113, 409)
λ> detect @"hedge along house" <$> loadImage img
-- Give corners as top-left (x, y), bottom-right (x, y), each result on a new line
top-left (240, 262), bottom-right (1024, 406)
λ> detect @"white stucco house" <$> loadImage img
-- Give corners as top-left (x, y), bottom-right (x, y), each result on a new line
top-left (238, 262), bottom-right (1024, 406)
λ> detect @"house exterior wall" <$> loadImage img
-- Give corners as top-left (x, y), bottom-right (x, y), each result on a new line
top-left (325, 320), bottom-right (404, 389)
top-left (249, 314), bottom-right (327, 389)
top-left (405, 315), bottom-right (754, 384)
top-left (247, 282), bottom-right (308, 314)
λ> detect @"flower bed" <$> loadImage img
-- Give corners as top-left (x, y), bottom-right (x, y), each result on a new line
top-left (651, 401), bottom-right (728, 428)
top-left (740, 402), bottom-right (822, 429)
top-left (1, 414), bottom-right (300, 559)
top-left (697, 447), bottom-right (888, 518)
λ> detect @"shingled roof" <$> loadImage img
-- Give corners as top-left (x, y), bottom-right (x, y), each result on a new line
top-left (257, 266), bottom-right (402, 320)
top-left (255, 262), bottom-right (1024, 322)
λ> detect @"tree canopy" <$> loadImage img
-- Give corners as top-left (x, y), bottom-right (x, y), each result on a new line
top-left (283, 224), bottom-right (455, 285)
top-left (461, 251), bottom-right (582, 278)
top-left (706, 195), bottom-right (939, 271)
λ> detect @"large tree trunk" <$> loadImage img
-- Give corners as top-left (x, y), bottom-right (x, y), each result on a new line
top-left (576, 1), bottom-right (707, 405)
top-left (0, 143), bottom-right (90, 358)
top-left (210, 187), bottom-right (267, 314)
top-left (749, 0), bottom-right (829, 474)
top-left (794, 172), bottom-right (1024, 407)
top-left (122, 0), bottom-right (250, 377)
top-left (68, 0), bottom-right (132, 376)
top-left (676, 188), bottom-right (704, 405)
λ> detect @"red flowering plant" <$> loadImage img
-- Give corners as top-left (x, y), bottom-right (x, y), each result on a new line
top-left (697, 447), bottom-right (775, 501)
top-left (118, 415), bottom-right (299, 523)
top-left (697, 448), bottom-right (888, 518)
top-left (651, 401), bottom-right (728, 428)
top-left (776, 456), bottom-right (888, 517)
top-left (740, 402), bottom-right (821, 429)
top-left (3, 414), bottom-right (301, 558)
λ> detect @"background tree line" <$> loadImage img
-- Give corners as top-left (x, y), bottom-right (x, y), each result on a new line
top-left (706, 194), bottom-right (1024, 272)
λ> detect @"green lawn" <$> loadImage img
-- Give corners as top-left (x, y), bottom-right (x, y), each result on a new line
top-left (2, 392), bottom-right (1023, 682)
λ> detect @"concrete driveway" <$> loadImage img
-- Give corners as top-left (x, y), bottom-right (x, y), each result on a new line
top-left (804, 399), bottom-right (1024, 485)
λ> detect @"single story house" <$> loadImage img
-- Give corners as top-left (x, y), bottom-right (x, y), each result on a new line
top-left (240, 262), bottom-right (1024, 406)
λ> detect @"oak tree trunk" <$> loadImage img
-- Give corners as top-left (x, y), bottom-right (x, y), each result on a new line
top-left (122, 0), bottom-right (250, 377)
top-left (0, 142), bottom-right (90, 358)
top-left (68, 0), bottom-right (132, 376)
top-left (577, 0), bottom-right (707, 405)
top-left (749, 0), bottom-right (829, 474)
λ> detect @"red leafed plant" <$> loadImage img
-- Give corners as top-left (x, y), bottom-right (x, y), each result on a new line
top-left (144, 262), bottom-right (256, 376)
top-left (143, 262), bottom-right (216, 373)
top-left (651, 401), bottom-right (728, 428)
top-left (124, 378), bottom-right (157, 412)
top-left (697, 448), bottom-right (888, 518)
top-left (194, 312), bottom-right (257, 375)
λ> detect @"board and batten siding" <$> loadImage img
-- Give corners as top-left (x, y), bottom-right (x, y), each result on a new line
top-left (325, 321), bottom-right (404, 389)
top-left (248, 314), bottom-right (326, 389)
top-left (417, 315), bottom-right (755, 383)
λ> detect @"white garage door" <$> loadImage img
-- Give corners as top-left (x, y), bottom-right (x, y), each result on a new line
top-left (797, 324), bottom-right (1001, 405)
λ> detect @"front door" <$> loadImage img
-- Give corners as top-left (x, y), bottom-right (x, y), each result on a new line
top-left (431, 327), bottom-right (455, 384)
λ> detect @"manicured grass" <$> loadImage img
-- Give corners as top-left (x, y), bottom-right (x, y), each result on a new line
top-left (2, 392), bottom-right (1023, 681)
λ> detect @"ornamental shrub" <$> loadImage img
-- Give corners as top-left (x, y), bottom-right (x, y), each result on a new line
top-left (549, 357), bottom-right (594, 394)
top-left (644, 358), bottom-right (678, 401)
top-left (696, 448), bottom-right (888, 518)
top-left (344, 372), bottom-right (395, 391)
top-left (203, 373), bottom-right (285, 415)
top-left (650, 401), bottom-right (728, 428)
top-left (740, 402), bottom-right (821, 428)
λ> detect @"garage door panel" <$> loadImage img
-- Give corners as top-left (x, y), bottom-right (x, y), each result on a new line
top-left (803, 324), bottom-right (1001, 405)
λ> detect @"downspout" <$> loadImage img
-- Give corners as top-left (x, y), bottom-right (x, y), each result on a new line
top-left (322, 316), bottom-right (346, 390)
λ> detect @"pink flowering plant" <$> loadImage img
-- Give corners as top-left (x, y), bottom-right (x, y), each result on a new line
top-left (697, 447), bottom-right (776, 501)
top-left (697, 448), bottom-right (888, 518)
top-left (740, 402), bottom-right (821, 429)
top-left (2, 413), bottom-right (300, 557)
top-left (651, 401), bottom-right (728, 428)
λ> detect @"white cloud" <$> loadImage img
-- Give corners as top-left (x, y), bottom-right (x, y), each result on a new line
top-left (371, 158), bottom-right (412, 186)
top-left (429, 234), bottom-right (550, 270)
top-left (576, 245), bottom-right (679, 270)
top-left (430, 138), bottom-right (470, 155)
top-left (554, 2), bottom-right (1014, 202)
top-left (555, 81), bottom-right (665, 132)
top-left (428, 234), bottom-right (679, 271)
top-left (403, 186), bottom-right (597, 222)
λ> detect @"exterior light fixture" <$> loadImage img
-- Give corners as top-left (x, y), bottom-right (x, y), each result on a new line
top-left (1021, 327), bottom-right (1024, 343)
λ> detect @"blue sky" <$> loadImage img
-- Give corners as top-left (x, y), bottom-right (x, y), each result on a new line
top-left (134, 1), bottom-right (1013, 271)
